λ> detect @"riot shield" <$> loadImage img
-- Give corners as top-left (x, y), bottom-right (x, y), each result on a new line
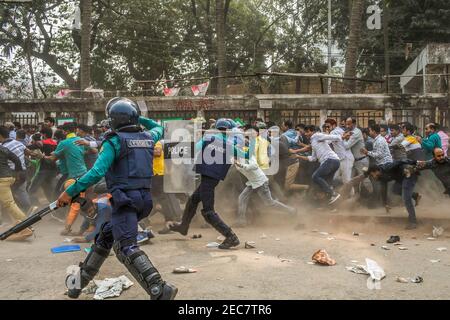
top-left (163, 120), bottom-right (201, 194)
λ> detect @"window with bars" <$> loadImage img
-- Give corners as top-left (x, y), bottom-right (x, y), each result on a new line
top-left (392, 110), bottom-right (418, 126)
top-left (297, 110), bottom-right (320, 126)
top-left (354, 111), bottom-right (384, 128)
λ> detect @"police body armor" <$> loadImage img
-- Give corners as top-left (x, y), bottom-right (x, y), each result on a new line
top-left (105, 131), bottom-right (154, 192)
top-left (195, 134), bottom-right (232, 181)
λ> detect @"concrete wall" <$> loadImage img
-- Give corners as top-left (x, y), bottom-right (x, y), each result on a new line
top-left (0, 94), bottom-right (449, 129)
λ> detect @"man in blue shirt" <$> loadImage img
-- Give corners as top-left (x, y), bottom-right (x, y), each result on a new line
top-left (169, 119), bottom-right (247, 249)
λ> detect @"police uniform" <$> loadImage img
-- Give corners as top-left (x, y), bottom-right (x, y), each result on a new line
top-left (64, 99), bottom-right (177, 300)
top-left (170, 119), bottom-right (246, 249)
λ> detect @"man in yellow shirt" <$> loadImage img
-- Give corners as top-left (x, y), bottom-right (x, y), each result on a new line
top-left (151, 140), bottom-right (182, 234)
top-left (252, 126), bottom-right (270, 170)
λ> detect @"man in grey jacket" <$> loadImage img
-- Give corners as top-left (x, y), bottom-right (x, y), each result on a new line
top-left (389, 124), bottom-right (407, 161)
top-left (342, 118), bottom-right (372, 193)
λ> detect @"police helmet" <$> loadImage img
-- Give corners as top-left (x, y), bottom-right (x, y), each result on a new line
top-left (107, 98), bottom-right (140, 130)
top-left (215, 118), bottom-right (232, 130)
top-left (105, 97), bottom-right (123, 116)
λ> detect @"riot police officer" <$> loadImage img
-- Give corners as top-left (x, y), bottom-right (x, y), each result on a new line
top-left (58, 98), bottom-right (177, 300)
top-left (169, 119), bottom-right (247, 249)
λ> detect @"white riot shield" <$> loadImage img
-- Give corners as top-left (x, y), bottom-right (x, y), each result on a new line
top-left (163, 120), bottom-right (201, 194)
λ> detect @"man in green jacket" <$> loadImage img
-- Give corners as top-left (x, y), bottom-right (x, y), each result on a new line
top-left (418, 123), bottom-right (442, 160)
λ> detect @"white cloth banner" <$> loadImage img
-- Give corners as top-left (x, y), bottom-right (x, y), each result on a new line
top-left (191, 82), bottom-right (209, 96)
top-left (163, 87), bottom-right (180, 97)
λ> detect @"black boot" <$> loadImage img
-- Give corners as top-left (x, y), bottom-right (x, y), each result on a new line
top-left (202, 210), bottom-right (240, 249)
top-left (113, 243), bottom-right (178, 300)
top-left (66, 244), bottom-right (110, 299)
top-left (169, 197), bottom-right (198, 236)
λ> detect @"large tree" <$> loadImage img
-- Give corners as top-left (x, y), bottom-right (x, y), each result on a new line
top-left (344, 0), bottom-right (364, 92)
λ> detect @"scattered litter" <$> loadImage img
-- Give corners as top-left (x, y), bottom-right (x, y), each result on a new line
top-left (427, 237), bottom-right (436, 241)
top-left (366, 258), bottom-right (386, 281)
top-left (173, 266), bottom-right (197, 274)
top-left (217, 236), bottom-right (225, 241)
top-left (397, 276), bottom-right (425, 284)
top-left (330, 209), bottom-right (338, 213)
top-left (257, 251), bottom-right (264, 254)
top-left (381, 246), bottom-right (390, 250)
top-left (411, 276), bottom-right (423, 284)
top-left (429, 259), bottom-right (440, 263)
top-left (306, 261), bottom-right (315, 265)
top-left (206, 242), bottom-right (220, 248)
top-left (319, 232), bottom-right (329, 236)
top-left (191, 234), bottom-right (202, 239)
top-left (275, 238), bottom-right (280, 241)
top-left (346, 265), bottom-right (369, 275)
top-left (51, 245), bottom-right (81, 254)
top-left (436, 247), bottom-right (447, 252)
top-left (63, 238), bottom-right (73, 243)
top-left (312, 249), bottom-right (336, 266)
top-left (396, 277), bottom-right (409, 283)
top-left (398, 247), bottom-right (408, 251)
top-left (432, 226), bottom-right (444, 238)
top-left (6, 259), bottom-right (13, 262)
top-left (260, 234), bottom-right (267, 239)
top-left (81, 281), bottom-right (97, 295)
top-left (244, 241), bottom-right (256, 249)
top-left (393, 243), bottom-right (403, 246)
top-left (352, 232), bottom-right (359, 236)
top-left (84, 276), bottom-right (134, 300)
top-left (84, 248), bottom-right (91, 254)
top-left (386, 235), bottom-right (400, 244)
top-left (351, 260), bottom-right (359, 263)
top-left (327, 237), bottom-right (335, 241)
top-left (277, 255), bottom-right (291, 263)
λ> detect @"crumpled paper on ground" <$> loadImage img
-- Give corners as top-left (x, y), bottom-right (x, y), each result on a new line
top-left (312, 249), bottom-right (336, 266)
top-left (365, 258), bottom-right (386, 281)
top-left (346, 259), bottom-right (385, 281)
top-left (82, 275), bottom-right (134, 300)
top-left (432, 226), bottom-right (444, 238)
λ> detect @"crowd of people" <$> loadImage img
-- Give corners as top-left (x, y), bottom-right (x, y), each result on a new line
top-left (235, 117), bottom-right (450, 230)
top-left (0, 114), bottom-right (449, 244)
top-left (0, 98), bottom-right (449, 300)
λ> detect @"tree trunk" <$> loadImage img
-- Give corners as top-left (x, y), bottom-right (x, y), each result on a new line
top-left (80, 0), bottom-right (92, 95)
top-left (344, 0), bottom-right (363, 93)
top-left (25, 50), bottom-right (37, 99)
top-left (216, 0), bottom-right (226, 95)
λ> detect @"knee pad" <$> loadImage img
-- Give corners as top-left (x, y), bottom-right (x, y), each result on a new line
top-left (113, 242), bottom-right (165, 299)
top-left (66, 244), bottom-right (110, 299)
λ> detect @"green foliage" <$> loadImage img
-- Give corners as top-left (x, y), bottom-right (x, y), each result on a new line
top-left (333, 0), bottom-right (450, 78)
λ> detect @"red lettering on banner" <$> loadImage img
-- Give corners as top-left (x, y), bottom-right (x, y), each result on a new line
top-left (174, 98), bottom-right (215, 111)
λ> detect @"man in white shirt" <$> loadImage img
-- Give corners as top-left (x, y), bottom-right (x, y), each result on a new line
top-left (296, 125), bottom-right (341, 204)
top-left (233, 155), bottom-right (296, 227)
top-left (325, 119), bottom-right (355, 185)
